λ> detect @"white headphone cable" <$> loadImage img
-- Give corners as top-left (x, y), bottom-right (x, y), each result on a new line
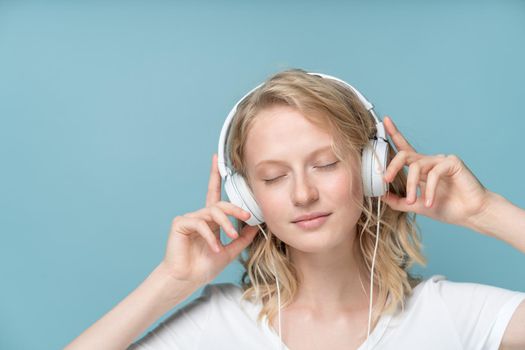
top-left (274, 259), bottom-right (283, 349)
top-left (366, 196), bottom-right (382, 350)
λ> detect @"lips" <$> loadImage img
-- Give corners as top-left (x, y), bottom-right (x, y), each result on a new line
top-left (292, 212), bottom-right (331, 223)
top-left (293, 213), bottom-right (331, 230)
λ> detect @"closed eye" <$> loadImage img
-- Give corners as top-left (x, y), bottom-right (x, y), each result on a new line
top-left (263, 161), bottom-right (339, 184)
top-left (316, 161), bottom-right (339, 169)
top-left (263, 176), bottom-right (284, 184)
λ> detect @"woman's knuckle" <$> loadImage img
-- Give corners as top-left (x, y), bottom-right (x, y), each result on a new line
top-left (196, 218), bottom-right (207, 228)
top-left (217, 201), bottom-right (232, 212)
top-left (209, 206), bottom-right (223, 219)
top-left (409, 162), bottom-right (420, 171)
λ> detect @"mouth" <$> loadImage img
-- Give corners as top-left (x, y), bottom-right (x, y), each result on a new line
top-left (293, 213), bottom-right (331, 230)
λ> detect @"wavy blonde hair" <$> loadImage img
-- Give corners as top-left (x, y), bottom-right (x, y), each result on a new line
top-left (227, 68), bottom-right (427, 328)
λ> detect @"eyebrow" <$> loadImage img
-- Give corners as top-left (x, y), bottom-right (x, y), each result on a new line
top-left (254, 145), bottom-right (334, 169)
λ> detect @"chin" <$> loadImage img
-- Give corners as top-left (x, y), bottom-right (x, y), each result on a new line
top-left (290, 240), bottom-right (340, 254)
top-left (288, 226), bottom-right (346, 253)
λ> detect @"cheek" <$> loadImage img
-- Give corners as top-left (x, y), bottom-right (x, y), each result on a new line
top-left (326, 171), bottom-right (364, 223)
top-left (327, 169), bottom-right (361, 202)
top-left (251, 186), bottom-right (287, 221)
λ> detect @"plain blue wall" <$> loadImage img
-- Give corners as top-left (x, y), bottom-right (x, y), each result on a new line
top-left (1, 1), bottom-right (524, 349)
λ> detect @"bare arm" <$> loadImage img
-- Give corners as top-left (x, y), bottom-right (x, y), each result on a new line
top-left (64, 264), bottom-right (198, 350)
top-left (465, 191), bottom-right (525, 254)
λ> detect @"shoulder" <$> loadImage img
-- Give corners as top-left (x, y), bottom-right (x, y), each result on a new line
top-left (401, 274), bottom-right (446, 303)
top-left (200, 282), bottom-right (263, 320)
top-left (411, 274), bottom-right (525, 337)
top-left (401, 273), bottom-right (525, 323)
top-left (164, 282), bottom-right (243, 321)
top-left (195, 282), bottom-right (249, 312)
top-left (200, 282), bottom-right (243, 301)
top-left (413, 274), bottom-right (525, 304)
top-left (419, 274), bottom-right (525, 301)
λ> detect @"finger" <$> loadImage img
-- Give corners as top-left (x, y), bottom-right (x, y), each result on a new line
top-left (383, 154), bottom-right (447, 208)
top-left (384, 150), bottom-right (421, 183)
top-left (419, 181), bottom-right (427, 202)
top-left (209, 206), bottom-right (239, 239)
top-left (383, 116), bottom-right (416, 153)
top-left (176, 216), bottom-right (222, 253)
top-left (214, 201), bottom-right (252, 222)
top-left (405, 156), bottom-right (445, 204)
top-left (186, 201), bottom-right (251, 236)
top-left (206, 153), bottom-right (222, 207)
top-left (385, 152), bottom-right (444, 183)
top-left (381, 191), bottom-right (426, 213)
top-left (424, 158), bottom-right (453, 208)
top-left (406, 161), bottom-right (421, 204)
top-left (184, 210), bottom-right (220, 237)
top-left (188, 201), bottom-right (251, 223)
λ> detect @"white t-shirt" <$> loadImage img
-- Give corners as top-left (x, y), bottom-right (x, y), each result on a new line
top-left (128, 274), bottom-right (525, 350)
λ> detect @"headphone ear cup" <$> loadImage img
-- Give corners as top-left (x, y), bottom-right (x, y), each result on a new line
top-left (224, 172), bottom-right (264, 226)
top-left (361, 139), bottom-right (389, 197)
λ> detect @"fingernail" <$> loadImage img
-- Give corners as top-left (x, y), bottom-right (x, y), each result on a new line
top-left (425, 199), bottom-right (432, 207)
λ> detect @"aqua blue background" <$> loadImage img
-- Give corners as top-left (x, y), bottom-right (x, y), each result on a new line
top-left (1, 1), bottom-right (524, 349)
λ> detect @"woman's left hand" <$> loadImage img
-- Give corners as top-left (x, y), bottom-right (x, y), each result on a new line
top-left (380, 116), bottom-right (491, 228)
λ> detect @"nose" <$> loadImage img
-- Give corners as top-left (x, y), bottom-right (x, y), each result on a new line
top-left (291, 173), bottom-right (319, 206)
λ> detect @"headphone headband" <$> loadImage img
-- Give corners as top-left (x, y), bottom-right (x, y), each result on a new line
top-left (217, 71), bottom-right (386, 182)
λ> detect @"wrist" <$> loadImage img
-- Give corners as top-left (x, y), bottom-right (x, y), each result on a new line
top-left (465, 191), bottom-right (508, 237)
top-left (147, 263), bottom-right (200, 310)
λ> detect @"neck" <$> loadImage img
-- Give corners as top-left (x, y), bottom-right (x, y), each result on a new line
top-left (287, 228), bottom-right (377, 315)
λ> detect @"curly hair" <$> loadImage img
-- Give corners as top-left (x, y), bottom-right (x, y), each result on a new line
top-left (227, 68), bottom-right (427, 328)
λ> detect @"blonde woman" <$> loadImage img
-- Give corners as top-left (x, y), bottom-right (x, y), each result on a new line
top-left (65, 69), bottom-right (525, 350)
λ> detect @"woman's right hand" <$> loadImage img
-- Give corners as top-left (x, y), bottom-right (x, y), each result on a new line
top-left (157, 153), bottom-right (260, 289)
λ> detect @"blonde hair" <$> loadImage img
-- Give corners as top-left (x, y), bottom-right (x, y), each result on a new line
top-left (228, 68), bottom-right (427, 328)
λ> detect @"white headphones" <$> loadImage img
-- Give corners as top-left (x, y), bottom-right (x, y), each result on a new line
top-left (217, 71), bottom-right (389, 226)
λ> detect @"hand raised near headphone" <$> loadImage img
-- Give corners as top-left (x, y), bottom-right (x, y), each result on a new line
top-left (158, 153), bottom-right (259, 289)
top-left (380, 116), bottom-right (491, 229)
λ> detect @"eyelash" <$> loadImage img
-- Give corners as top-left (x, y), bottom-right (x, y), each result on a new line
top-left (263, 161), bottom-right (339, 184)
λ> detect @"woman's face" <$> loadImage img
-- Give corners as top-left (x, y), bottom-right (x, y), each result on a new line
top-left (244, 104), bottom-right (364, 253)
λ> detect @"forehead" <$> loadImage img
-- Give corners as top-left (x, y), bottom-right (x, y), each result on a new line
top-left (244, 105), bottom-right (335, 166)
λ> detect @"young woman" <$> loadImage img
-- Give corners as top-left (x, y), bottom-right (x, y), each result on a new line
top-left (65, 69), bottom-right (525, 350)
